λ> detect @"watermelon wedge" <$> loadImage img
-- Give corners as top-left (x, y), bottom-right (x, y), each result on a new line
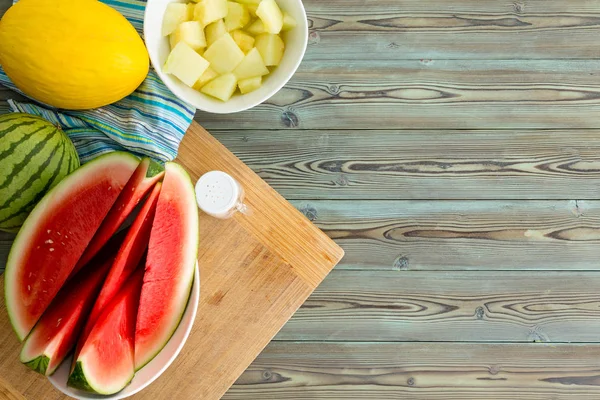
top-left (68, 267), bottom-right (144, 395)
top-left (73, 181), bottom-right (162, 364)
top-left (73, 157), bottom-right (164, 274)
top-left (4, 152), bottom-right (139, 341)
top-left (19, 232), bottom-right (125, 376)
top-left (135, 162), bottom-right (199, 370)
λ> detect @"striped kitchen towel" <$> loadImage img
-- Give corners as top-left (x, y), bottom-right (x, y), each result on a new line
top-left (0, 0), bottom-right (195, 163)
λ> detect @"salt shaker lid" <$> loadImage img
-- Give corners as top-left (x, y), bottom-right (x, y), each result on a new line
top-left (195, 171), bottom-right (240, 216)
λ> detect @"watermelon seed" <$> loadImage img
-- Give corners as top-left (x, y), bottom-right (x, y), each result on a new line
top-left (27, 285), bottom-right (30, 291)
top-left (49, 248), bottom-right (54, 252)
top-left (65, 235), bottom-right (68, 239)
top-left (28, 272), bottom-right (32, 278)
top-left (61, 242), bottom-right (66, 246)
top-left (57, 232), bottom-right (61, 236)
top-left (108, 186), bottom-right (112, 191)
top-left (45, 239), bottom-right (54, 244)
top-left (56, 318), bottom-right (62, 327)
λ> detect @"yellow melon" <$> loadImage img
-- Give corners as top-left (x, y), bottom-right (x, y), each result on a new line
top-left (0, 0), bottom-right (149, 110)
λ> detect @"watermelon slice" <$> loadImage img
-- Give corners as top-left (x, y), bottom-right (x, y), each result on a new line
top-left (19, 232), bottom-right (125, 376)
top-left (4, 152), bottom-right (139, 341)
top-left (68, 267), bottom-right (144, 395)
top-left (73, 181), bottom-right (162, 364)
top-left (73, 157), bottom-right (164, 274)
top-left (135, 162), bottom-right (199, 370)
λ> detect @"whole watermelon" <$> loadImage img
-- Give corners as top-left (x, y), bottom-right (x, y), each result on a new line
top-left (0, 113), bottom-right (79, 232)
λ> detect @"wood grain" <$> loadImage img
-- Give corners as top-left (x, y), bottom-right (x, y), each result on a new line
top-left (5, 199), bottom-right (600, 273)
top-left (224, 342), bottom-right (600, 399)
top-left (276, 270), bottom-right (600, 343)
top-left (302, 0), bottom-right (600, 61)
top-left (0, 377), bottom-right (26, 400)
top-left (197, 60), bottom-right (600, 130)
top-left (0, 122), bottom-right (343, 400)
top-left (0, 232), bottom-right (14, 273)
top-left (211, 128), bottom-right (600, 199)
top-left (291, 200), bottom-right (600, 271)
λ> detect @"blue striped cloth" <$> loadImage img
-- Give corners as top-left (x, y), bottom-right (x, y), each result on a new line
top-left (0, 0), bottom-right (195, 163)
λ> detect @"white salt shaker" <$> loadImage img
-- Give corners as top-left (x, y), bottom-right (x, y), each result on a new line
top-left (195, 171), bottom-right (250, 219)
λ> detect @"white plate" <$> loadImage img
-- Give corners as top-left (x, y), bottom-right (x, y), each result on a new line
top-left (49, 263), bottom-right (200, 399)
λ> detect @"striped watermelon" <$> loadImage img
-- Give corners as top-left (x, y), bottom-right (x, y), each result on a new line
top-left (0, 113), bottom-right (79, 233)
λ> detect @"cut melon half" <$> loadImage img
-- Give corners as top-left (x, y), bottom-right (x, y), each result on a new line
top-left (73, 182), bottom-right (162, 365)
top-left (74, 158), bottom-right (164, 274)
top-left (135, 162), bottom-right (199, 370)
top-left (4, 152), bottom-right (139, 341)
top-left (68, 268), bottom-right (144, 395)
top-left (19, 232), bottom-right (125, 376)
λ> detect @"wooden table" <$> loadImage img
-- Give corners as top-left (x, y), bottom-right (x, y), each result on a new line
top-left (3, 0), bottom-right (600, 398)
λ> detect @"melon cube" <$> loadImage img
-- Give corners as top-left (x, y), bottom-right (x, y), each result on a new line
top-left (238, 76), bottom-right (262, 94)
top-left (282, 11), bottom-right (297, 31)
top-left (256, 0), bottom-right (283, 34)
top-left (203, 33), bottom-right (245, 73)
top-left (164, 42), bottom-right (210, 86)
top-left (225, 2), bottom-right (250, 31)
top-left (194, 0), bottom-right (228, 26)
top-left (201, 73), bottom-right (238, 101)
top-left (192, 67), bottom-right (219, 90)
top-left (162, 3), bottom-right (189, 36)
top-left (254, 33), bottom-right (284, 66)
top-left (247, 4), bottom-right (258, 17)
top-left (170, 21), bottom-right (206, 51)
top-left (187, 3), bottom-right (196, 20)
top-left (205, 19), bottom-right (227, 46)
top-left (233, 47), bottom-right (269, 79)
top-left (245, 19), bottom-right (265, 36)
top-left (231, 29), bottom-right (255, 53)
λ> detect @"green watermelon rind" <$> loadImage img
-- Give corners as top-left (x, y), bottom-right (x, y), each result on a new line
top-left (23, 355), bottom-right (50, 376)
top-left (4, 151), bottom-right (140, 341)
top-left (68, 359), bottom-right (135, 395)
top-left (67, 362), bottom-right (95, 393)
top-left (146, 158), bottom-right (165, 178)
top-left (135, 162), bottom-right (199, 371)
top-left (0, 113), bottom-right (80, 232)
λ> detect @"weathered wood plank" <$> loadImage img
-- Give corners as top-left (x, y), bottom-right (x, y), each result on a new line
top-left (276, 270), bottom-right (600, 342)
top-left (301, 0), bottom-right (600, 61)
top-left (198, 60), bottom-right (600, 130)
top-left (0, 0), bottom-right (8, 16)
top-left (212, 128), bottom-right (600, 199)
top-left (225, 342), bottom-right (600, 399)
top-left (4, 200), bottom-right (600, 273)
top-left (305, 0), bottom-right (600, 15)
top-left (291, 200), bottom-right (600, 271)
top-left (0, 232), bottom-right (15, 274)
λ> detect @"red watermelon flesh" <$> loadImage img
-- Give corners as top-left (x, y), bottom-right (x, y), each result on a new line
top-left (73, 182), bottom-right (162, 364)
top-left (68, 267), bottom-right (144, 395)
top-left (4, 152), bottom-right (140, 341)
top-left (135, 162), bottom-right (199, 370)
top-left (19, 232), bottom-right (126, 376)
top-left (73, 158), bottom-right (164, 275)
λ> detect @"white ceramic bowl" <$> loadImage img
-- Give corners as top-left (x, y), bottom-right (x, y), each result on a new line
top-left (48, 264), bottom-right (200, 399)
top-left (144, 0), bottom-right (308, 113)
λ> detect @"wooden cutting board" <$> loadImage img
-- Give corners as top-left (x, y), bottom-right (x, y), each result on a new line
top-left (0, 121), bottom-right (344, 400)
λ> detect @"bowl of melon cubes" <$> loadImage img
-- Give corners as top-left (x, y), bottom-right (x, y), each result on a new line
top-left (144, 0), bottom-right (307, 113)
